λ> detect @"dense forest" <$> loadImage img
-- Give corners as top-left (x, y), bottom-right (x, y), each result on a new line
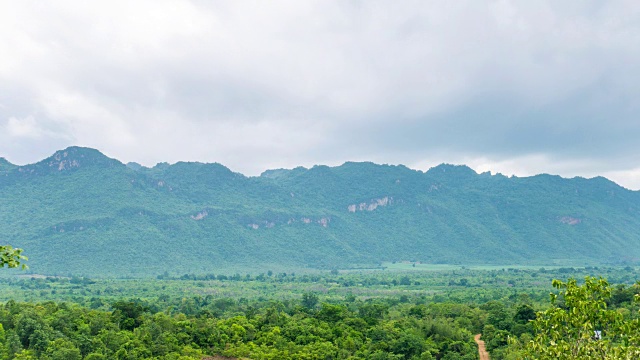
top-left (2, 265), bottom-right (640, 359)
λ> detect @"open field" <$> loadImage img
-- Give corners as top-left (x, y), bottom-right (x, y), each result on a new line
top-left (1, 265), bottom-right (637, 305)
top-left (380, 262), bottom-right (574, 271)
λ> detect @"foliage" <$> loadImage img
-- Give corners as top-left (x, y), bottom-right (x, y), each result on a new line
top-left (0, 268), bottom-right (640, 359)
top-left (0, 295), bottom-right (480, 359)
top-left (524, 277), bottom-right (640, 359)
top-left (0, 246), bottom-right (27, 270)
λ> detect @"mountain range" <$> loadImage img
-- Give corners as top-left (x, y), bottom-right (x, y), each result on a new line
top-left (1, 146), bottom-right (639, 277)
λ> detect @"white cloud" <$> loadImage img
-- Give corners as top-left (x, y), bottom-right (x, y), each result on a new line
top-left (6, 116), bottom-right (45, 139)
top-left (601, 167), bottom-right (640, 191)
top-left (3, 115), bottom-right (71, 140)
top-left (0, 1), bottom-right (639, 188)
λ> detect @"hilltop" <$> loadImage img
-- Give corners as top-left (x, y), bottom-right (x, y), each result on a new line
top-left (1, 147), bottom-right (639, 277)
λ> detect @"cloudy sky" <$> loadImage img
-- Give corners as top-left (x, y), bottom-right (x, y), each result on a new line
top-left (1, 1), bottom-right (640, 189)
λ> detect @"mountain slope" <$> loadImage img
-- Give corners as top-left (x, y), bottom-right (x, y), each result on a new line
top-left (1, 147), bottom-right (639, 276)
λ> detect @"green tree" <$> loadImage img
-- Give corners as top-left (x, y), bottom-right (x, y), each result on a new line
top-left (525, 277), bottom-right (640, 359)
top-left (0, 244), bottom-right (27, 269)
top-left (43, 338), bottom-right (81, 360)
top-left (13, 349), bottom-right (37, 360)
top-left (514, 304), bottom-right (536, 324)
top-left (111, 301), bottom-right (149, 331)
top-left (302, 292), bottom-right (319, 310)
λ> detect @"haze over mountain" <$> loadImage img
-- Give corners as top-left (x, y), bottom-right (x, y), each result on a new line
top-left (1, 147), bottom-right (639, 277)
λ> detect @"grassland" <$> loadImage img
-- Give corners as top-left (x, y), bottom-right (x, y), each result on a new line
top-left (1, 265), bottom-right (636, 306)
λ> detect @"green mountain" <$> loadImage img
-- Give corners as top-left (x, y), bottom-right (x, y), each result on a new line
top-left (1, 147), bottom-right (639, 277)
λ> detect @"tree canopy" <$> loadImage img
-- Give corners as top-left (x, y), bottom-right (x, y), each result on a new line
top-left (0, 245), bottom-right (27, 269)
top-left (524, 277), bottom-right (640, 359)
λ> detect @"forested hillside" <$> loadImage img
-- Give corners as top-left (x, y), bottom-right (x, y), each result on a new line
top-left (1, 147), bottom-right (639, 277)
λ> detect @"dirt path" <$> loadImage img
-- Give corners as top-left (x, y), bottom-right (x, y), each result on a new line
top-left (474, 334), bottom-right (490, 360)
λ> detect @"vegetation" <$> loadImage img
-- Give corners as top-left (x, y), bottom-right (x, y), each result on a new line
top-left (522, 277), bottom-right (640, 359)
top-left (1, 147), bottom-right (639, 276)
top-left (3, 147), bottom-right (640, 358)
top-left (0, 267), bottom-right (639, 358)
top-left (0, 296), bottom-right (481, 359)
top-left (0, 246), bottom-right (26, 270)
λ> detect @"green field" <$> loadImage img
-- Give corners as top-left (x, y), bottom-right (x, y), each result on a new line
top-left (381, 262), bottom-right (573, 271)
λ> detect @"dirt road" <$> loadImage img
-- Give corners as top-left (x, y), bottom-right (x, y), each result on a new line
top-left (474, 334), bottom-right (490, 360)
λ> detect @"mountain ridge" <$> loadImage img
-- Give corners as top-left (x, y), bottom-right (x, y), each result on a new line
top-left (4, 146), bottom-right (634, 190)
top-left (1, 146), bottom-right (638, 277)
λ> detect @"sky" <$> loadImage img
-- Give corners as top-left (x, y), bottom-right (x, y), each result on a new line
top-left (1, 1), bottom-right (640, 189)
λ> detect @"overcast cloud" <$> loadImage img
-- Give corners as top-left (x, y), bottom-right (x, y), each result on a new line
top-left (1, 1), bottom-right (640, 189)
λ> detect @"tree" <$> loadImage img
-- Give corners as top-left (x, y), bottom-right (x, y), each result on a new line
top-left (111, 301), bottom-right (148, 331)
top-left (514, 304), bottom-right (536, 324)
top-left (525, 277), bottom-right (640, 359)
top-left (0, 244), bottom-right (28, 269)
top-left (43, 338), bottom-right (81, 360)
top-left (301, 292), bottom-right (319, 310)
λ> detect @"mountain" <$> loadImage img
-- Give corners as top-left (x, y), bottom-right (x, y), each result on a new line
top-left (0, 157), bottom-right (16, 176)
top-left (1, 147), bottom-right (639, 277)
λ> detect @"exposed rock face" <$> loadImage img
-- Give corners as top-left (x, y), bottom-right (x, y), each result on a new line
top-left (191, 210), bottom-right (208, 221)
top-left (51, 152), bottom-right (81, 171)
top-left (48, 149), bottom-right (92, 171)
top-left (559, 216), bottom-right (581, 225)
top-left (348, 196), bottom-right (393, 212)
top-left (247, 216), bottom-right (331, 229)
